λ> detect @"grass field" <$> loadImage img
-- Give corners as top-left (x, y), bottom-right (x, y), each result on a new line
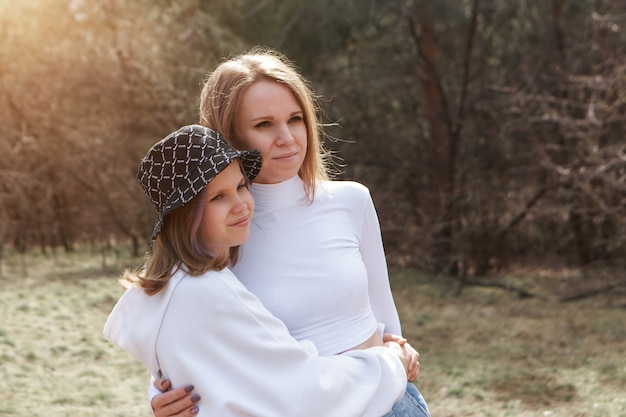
top-left (0, 249), bottom-right (624, 417)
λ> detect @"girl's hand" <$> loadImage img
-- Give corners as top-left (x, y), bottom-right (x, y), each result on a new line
top-left (151, 378), bottom-right (201, 417)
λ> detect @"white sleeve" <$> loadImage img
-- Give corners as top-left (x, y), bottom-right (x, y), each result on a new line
top-left (156, 273), bottom-right (406, 417)
top-left (360, 191), bottom-right (402, 335)
top-left (147, 375), bottom-right (159, 413)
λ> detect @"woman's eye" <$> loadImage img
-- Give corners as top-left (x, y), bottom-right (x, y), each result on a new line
top-left (255, 121), bottom-right (270, 128)
top-left (290, 115), bottom-right (303, 123)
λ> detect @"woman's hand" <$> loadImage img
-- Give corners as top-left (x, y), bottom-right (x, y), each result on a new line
top-left (401, 342), bottom-right (420, 382)
top-left (383, 332), bottom-right (408, 346)
top-left (151, 377), bottom-right (201, 417)
top-left (384, 340), bottom-right (420, 382)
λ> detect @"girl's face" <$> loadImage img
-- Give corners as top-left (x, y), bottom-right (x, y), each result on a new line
top-left (199, 162), bottom-right (254, 257)
top-left (236, 79), bottom-right (307, 184)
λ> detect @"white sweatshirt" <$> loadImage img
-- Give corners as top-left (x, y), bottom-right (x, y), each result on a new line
top-left (104, 267), bottom-right (406, 417)
top-left (234, 176), bottom-right (402, 355)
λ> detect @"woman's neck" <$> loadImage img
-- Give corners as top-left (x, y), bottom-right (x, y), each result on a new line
top-left (250, 176), bottom-right (306, 211)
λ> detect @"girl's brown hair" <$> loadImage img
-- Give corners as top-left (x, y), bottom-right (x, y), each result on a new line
top-left (199, 47), bottom-right (331, 201)
top-left (121, 188), bottom-right (241, 295)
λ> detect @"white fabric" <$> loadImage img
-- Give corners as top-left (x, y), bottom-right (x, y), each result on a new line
top-left (233, 176), bottom-right (402, 355)
top-left (104, 268), bottom-right (406, 417)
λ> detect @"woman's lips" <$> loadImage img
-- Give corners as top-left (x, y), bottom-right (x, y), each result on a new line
top-left (273, 151), bottom-right (298, 161)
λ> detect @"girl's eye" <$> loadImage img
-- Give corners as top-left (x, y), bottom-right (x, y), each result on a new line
top-left (210, 194), bottom-right (223, 202)
top-left (237, 182), bottom-right (248, 191)
top-left (255, 121), bottom-right (270, 128)
top-left (289, 115), bottom-right (303, 123)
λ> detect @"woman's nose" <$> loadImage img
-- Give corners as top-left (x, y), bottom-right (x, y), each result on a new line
top-left (275, 124), bottom-right (295, 145)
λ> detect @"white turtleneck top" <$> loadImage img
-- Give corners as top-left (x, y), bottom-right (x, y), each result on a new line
top-left (233, 176), bottom-right (401, 356)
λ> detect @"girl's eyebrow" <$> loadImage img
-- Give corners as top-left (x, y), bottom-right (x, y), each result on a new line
top-left (202, 189), bottom-right (219, 201)
top-left (203, 183), bottom-right (224, 199)
top-left (204, 174), bottom-right (246, 200)
top-left (205, 184), bottom-right (230, 197)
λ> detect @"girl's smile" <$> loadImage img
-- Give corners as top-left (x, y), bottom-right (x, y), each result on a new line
top-left (199, 162), bottom-right (254, 256)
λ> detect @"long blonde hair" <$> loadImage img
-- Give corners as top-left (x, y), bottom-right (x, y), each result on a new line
top-left (199, 47), bottom-right (330, 201)
top-left (122, 188), bottom-right (241, 295)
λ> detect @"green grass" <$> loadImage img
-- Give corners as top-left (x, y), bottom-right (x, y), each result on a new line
top-left (0, 250), bottom-right (625, 416)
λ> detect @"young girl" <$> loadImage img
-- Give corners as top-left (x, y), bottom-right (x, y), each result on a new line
top-left (103, 124), bottom-right (415, 417)
top-left (150, 49), bottom-right (431, 417)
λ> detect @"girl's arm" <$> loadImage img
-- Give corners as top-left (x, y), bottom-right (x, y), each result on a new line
top-left (148, 272), bottom-right (408, 417)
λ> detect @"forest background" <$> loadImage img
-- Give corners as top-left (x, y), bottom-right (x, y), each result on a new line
top-left (2, 0), bottom-right (626, 285)
top-left (1, 0), bottom-right (626, 416)
top-left (2, 0), bottom-right (626, 283)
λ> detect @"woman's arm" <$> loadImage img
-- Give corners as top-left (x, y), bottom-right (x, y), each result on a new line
top-left (360, 188), bottom-right (421, 382)
top-left (360, 190), bottom-right (402, 334)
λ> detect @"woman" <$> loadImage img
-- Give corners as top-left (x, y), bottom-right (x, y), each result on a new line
top-left (104, 124), bottom-right (414, 417)
top-left (152, 48), bottom-right (431, 417)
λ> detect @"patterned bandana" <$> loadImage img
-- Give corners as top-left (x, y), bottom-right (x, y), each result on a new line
top-left (138, 124), bottom-right (262, 239)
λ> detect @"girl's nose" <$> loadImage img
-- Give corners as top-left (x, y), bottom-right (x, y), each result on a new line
top-left (231, 195), bottom-right (249, 212)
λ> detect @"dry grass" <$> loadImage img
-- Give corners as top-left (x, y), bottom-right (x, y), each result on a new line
top-left (392, 269), bottom-right (626, 417)
top-left (0, 250), bottom-right (148, 417)
top-left (0, 250), bottom-right (624, 417)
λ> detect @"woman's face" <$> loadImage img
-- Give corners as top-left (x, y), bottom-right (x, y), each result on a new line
top-left (199, 162), bottom-right (254, 257)
top-left (236, 79), bottom-right (307, 184)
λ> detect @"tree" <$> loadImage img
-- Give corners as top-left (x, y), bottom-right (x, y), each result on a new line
top-left (2, 0), bottom-right (624, 288)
